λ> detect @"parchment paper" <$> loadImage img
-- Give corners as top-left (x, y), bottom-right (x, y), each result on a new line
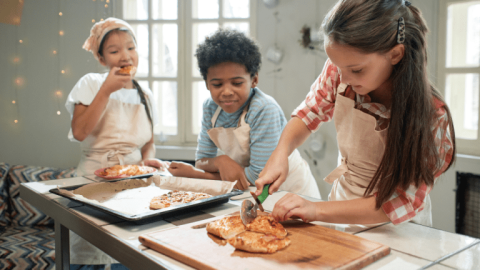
top-left (56, 176), bottom-right (236, 216)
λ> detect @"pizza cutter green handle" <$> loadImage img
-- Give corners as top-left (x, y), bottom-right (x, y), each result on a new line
top-left (257, 184), bottom-right (270, 204)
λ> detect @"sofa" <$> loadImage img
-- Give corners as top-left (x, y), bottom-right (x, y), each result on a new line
top-left (0, 162), bottom-right (76, 270)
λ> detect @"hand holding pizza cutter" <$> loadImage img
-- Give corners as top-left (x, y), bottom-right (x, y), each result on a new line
top-left (240, 184), bottom-right (270, 226)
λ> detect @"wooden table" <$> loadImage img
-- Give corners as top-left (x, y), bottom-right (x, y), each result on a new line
top-left (20, 177), bottom-right (480, 270)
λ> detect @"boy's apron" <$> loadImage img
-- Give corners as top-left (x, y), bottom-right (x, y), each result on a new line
top-left (207, 105), bottom-right (320, 198)
top-left (72, 98), bottom-right (152, 265)
top-left (324, 83), bottom-right (431, 228)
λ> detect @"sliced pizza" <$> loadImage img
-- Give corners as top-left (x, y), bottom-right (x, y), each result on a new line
top-left (206, 215), bottom-right (246, 239)
top-left (246, 215), bottom-right (288, 239)
top-left (149, 190), bottom-right (212, 210)
top-left (101, 164), bottom-right (152, 177)
top-left (227, 231), bottom-right (291, 254)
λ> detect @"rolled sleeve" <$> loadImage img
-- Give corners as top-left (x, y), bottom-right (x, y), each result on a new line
top-left (382, 184), bottom-right (431, 225)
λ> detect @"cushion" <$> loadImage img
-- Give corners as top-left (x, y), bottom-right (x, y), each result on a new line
top-left (7, 165), bottom-right (76, 226)
top-left (0, 162), bottom-right (10, 231)
top-left (0, 225), bottom-right (55, 270)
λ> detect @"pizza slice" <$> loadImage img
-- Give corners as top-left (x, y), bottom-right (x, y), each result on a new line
top-left (149, 190), bottom-right (212, 210)
top-left (206, 215), bottom-right (246, 239)
top-left (149, 197), bottom-right (171, 209)
top-left (118, 65), bottom-right (135, 75)
top-left (227, 231), bottom-right (291, 254)
top-left (246, 215), bottom-right (288, 239)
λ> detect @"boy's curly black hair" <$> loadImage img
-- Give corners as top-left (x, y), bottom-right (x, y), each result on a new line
top-left (195, 29), bottom-right (262, 80)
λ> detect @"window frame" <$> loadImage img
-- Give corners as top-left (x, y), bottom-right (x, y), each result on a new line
top-left (115, 0), bottom-right (256, 147)
top-left (437, 0), bottom-right (480, 156)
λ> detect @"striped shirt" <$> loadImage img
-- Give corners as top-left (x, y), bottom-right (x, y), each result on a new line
top-left (293, 59), bottom-right (454, 225)
top-left (196, 88), bottom-right (287, 184)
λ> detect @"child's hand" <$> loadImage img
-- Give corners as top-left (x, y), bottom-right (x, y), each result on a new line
top-left (168, 161), bottom-right (198, 178)
top-left (255, 151), bottom-right (289, 196)
top-left (271, 193), bottom-right (317, 223)
top-left (215, 156), bottom-right (250, 190)
top-left (101, 67), bottom-right (134, 95)
top-left (142, 158), bottom-right (170, 171)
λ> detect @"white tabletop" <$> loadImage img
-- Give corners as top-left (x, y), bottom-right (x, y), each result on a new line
top-left (20, 176), bottom-right (480, 270)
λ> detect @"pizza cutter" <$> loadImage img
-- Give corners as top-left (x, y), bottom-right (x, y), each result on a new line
top-left (240, 184), bottom-right (270, 225)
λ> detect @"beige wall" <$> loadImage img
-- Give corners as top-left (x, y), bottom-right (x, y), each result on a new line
top-left (0, 0), bottom-right (475, 233)
top-left (0, 0), bottom-right (108, 168)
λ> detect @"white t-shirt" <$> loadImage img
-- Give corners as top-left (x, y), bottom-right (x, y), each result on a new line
top-left (65, 72), bottom-right (158, 141)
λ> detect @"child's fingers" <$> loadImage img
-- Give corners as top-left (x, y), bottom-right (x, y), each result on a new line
top-left (254, 174), bottom-right (273, 195)
top-left (268, 177), bottom-right (284, 194)
top-left (285, 208), bottom-right (309, 223)
top-left (271, 193), bottom-right (297, 221)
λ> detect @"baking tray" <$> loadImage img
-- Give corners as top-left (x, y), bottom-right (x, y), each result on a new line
top-left (50, 179), bottom-right (243, 223)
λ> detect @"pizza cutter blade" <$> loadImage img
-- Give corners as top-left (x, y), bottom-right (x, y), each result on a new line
top-left (240, 184), bottom-right (270, 225)
top-left (241, 200), bottom-right (257, 225)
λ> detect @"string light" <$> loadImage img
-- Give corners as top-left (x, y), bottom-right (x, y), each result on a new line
top-left (15, 77), bottom-right (24, 86)
top-left (55, 1), bottom-right (64, 117)
top-left (8, 0), bottom-right (115, 123)
top-left (12, 22), bottom-right (21, 124)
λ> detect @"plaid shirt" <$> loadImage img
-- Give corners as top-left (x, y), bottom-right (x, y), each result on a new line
top-left (292, 59), bottom-right (454, 225)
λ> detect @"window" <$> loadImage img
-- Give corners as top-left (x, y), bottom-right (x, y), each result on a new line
top-left (116, 0), bottom-right (256, 146)
top-left (438, 0), bottom-right (480, 155)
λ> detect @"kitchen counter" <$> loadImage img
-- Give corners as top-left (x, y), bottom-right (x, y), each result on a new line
top-left (20, 176), bottom-right (480, 270)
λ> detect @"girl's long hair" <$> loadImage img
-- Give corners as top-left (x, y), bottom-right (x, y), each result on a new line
top-left (322, 0), bottom-right (456, 208)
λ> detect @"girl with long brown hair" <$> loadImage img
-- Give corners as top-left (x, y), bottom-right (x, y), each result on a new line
top-left (255, 0), bottom-right (455, 227)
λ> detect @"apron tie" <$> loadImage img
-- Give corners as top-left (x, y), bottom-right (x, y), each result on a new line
top-left (82, 147), bottom-right (136, 168)
top-left (324, 156), bottom-right (348, 184)
top-left (324, 156), bottom-right (378, 186)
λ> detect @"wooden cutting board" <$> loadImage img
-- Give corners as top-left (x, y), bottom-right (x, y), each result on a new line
top-left (139, 213), bottom-right (390, 270)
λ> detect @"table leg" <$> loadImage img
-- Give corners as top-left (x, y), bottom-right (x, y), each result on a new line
top-left (55, 221), bottom-right (70, 270)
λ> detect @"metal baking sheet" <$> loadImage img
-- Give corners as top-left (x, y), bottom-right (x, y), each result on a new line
top-left (50, 178), bottom-right (243, 223)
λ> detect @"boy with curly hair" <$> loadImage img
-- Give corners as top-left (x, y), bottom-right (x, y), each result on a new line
top-left (167, 29), bottom-right (320, 198)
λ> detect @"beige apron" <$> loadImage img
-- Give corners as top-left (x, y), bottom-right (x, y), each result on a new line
top-left (72, 98), bottom-right (152, 265)
top-left (324, 83), bottom-right (431, 227)
top-left (208, 105), bottom-right (320, 198)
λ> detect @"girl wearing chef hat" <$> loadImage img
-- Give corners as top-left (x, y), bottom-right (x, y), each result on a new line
top-left (256, 0), bottom-right (456, 228)
top-left (166, 29), bottom-right (321, 199)
top-left (65, 17), bottom-right (166, 269)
